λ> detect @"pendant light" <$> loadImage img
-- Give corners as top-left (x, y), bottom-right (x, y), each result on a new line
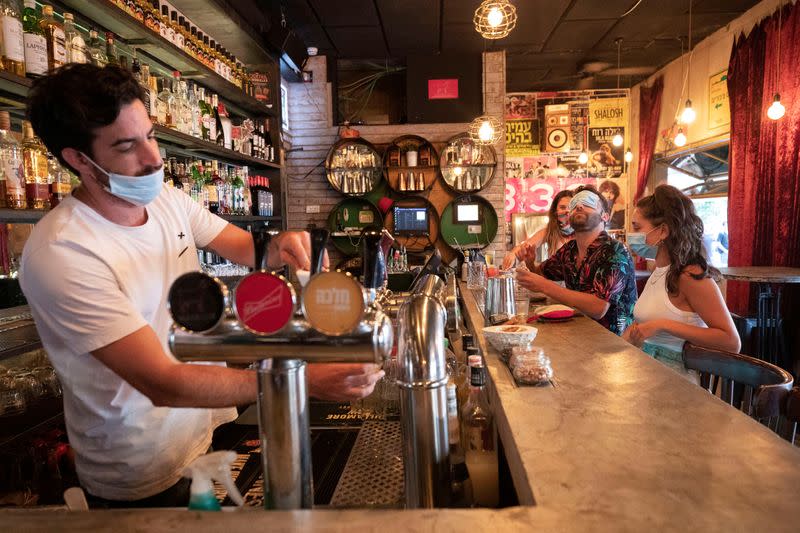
top-left (468, 114), bottom-right (503, 145)
top-left (611, 38), bottom-right (624, 147)
top-left (474, 0), bottom-right (517, 40)
top-left (768, 1), bottom-right (786, 121)
top-left (680, 0), bottom-right (696, 124)
top-left (624, 148), bottom-right (633, 163)
top-left (674, 128), bottom-right (687, 147)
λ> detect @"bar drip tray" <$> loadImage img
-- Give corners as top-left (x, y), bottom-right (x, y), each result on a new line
top-left (329, 421), bottom-right (404, 508)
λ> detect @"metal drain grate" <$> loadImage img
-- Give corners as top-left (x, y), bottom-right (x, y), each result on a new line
top-left (329, 421), bottom-right (404, 508)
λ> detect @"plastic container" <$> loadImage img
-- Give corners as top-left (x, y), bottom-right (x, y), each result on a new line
top-left (510, 347), bottom-right (553, 386)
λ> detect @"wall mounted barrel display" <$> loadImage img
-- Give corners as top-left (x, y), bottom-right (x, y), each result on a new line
top-left (439, 195), bottom-right (498, 251)
top-left (382, 134), bottom-right (439, 194)
top-left (382, 196), bottom-right (440, 253)
top-left (439, 133), bottom-right (496, 194)
top-left (325, 137), bottom-right (383, 196)
top-left (326, 198), bottom-right (383, 256)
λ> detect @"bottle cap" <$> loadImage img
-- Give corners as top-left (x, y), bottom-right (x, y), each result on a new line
top-left (467, 354), bottom-right (482, 367)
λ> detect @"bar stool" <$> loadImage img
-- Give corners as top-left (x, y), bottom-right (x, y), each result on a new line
top-left (682, 343), bottom-right (794, 433)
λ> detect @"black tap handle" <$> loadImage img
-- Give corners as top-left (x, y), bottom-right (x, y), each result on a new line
top-left (361, 227), bottom-right (385, 290)
top-left (252, 230), bottom-right (272, 272)
top-left (310, 228), bottom-right (330, 275)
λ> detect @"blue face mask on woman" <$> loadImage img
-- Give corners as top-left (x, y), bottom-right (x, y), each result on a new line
top-left (83, 154), bottom-right (164, 206)
top-left (627, 226), bottom-right (661, 259)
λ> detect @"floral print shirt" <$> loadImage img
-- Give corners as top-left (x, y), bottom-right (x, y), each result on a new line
top-left (541, 232), bottom-right (637, 335)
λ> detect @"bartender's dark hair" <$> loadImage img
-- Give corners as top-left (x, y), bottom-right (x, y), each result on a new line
top-left (26, 64), bottom-right (146, 174)
top-left (636, 185), bottom-right (721, 295)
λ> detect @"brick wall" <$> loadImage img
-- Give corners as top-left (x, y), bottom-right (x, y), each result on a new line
top-left (284, 52), bottom-right (508, 266)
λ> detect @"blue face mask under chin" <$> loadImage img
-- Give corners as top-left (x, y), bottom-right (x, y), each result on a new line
top-left (627, 227), bottom-right (660, 260)
top-left (83, 154), bottom-right (164, 207)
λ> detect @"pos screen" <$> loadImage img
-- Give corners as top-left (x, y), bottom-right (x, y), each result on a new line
top-left (393, 206), bottom-right (429, 235)
top-left (454, 203), bottom-right (481, 224)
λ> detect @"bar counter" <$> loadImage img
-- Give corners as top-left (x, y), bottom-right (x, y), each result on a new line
top-left (3, 282), bottom-right (800, 531)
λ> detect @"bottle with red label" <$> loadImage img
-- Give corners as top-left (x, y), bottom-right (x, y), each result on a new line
top-left (21, 120), bottom-right (49, 210)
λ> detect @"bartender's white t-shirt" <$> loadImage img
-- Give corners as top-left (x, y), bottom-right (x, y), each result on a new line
top-left (19, 185), bottom-right (237, 501)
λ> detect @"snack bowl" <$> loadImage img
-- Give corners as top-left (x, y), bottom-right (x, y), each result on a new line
top-left (482, 324), bottom-right (538, 353)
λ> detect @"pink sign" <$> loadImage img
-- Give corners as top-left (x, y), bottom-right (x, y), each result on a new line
top-left (428, 79), bottom-right (459, 100)
top-left (505, 176), bottom-right (597, 221)
top-left (234, 272), bottom-right (295, 335)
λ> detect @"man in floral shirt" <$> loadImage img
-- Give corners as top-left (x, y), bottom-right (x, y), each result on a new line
top-left (516, 186), bottom-right (637, 335)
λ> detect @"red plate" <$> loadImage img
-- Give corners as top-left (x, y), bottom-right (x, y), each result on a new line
top-left (234, 272), bottom-right (296, 335)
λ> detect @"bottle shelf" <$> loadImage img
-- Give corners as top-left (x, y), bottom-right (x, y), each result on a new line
top-left (0, 208), bottom-right (281, 225)
top-left (0, 72), bottom-right (279, 171)
top-left (153, 126), bottom-right (280, 170)
top-left (59, 0), bottom-right (276, 118)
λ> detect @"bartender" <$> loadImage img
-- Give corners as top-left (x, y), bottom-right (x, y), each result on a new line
top-left (18, 64), bottom-right (383, 508)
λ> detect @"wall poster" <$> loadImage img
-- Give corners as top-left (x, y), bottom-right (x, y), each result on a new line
top-left (708, 70), bottom-right (730, 129)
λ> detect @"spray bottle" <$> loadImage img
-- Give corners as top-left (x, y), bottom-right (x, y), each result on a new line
top-left (183, 451), bottom-right (245, 511)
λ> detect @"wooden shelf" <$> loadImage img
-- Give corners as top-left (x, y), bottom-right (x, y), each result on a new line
top-left (60, 0), bottom-right (275, 118)
top-left (153, 126), bottom-right (280, 170)
top-left (0, 208), bottom-right (46, 223)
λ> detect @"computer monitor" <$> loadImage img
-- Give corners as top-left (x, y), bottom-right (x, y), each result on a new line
top-left (454, 202), bottom-right (481, 224)
top-left (393, 206), bottom-right (429, 236)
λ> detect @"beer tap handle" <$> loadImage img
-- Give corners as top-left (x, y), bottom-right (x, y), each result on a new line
top-left (310, 228), bottom-right (330, 276)
top-left (361, 227), bottom-right (386, 291)
top-left (252, 230), bottom-right (272, 272)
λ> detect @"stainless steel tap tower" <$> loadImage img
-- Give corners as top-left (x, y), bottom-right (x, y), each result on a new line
top-left (395, 264), bottom-right (452, 508)
top-left (168, 228), bottom-right (393, 510)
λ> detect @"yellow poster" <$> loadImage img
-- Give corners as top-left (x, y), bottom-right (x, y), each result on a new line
top-left (708, 70), bottom-right (730, 129)
top-left (588, 98), bottom-right (628, 128)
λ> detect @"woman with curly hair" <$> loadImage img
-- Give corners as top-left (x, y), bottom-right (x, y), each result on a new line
top-left (623, 185), bottom-right (740, 373)
top-left (502, 189), bottom-right (574, 269)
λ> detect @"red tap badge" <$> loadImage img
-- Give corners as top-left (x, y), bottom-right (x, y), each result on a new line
top-left (234, 272), bottom-right (296, 335)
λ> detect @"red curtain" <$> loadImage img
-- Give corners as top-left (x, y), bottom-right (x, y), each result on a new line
top-left (726, 2), bottom-right (800, 314)
top-left (634, 77), bottom-right (664, 202)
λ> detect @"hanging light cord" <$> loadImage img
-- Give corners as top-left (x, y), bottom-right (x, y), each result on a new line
top-left (687, 0), bottom-right (693, 101)
top-left (776, 0), bottom-right (782, 93)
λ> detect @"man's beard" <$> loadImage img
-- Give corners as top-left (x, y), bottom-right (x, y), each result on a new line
top-left (569, 211), bottom-right (603, 232)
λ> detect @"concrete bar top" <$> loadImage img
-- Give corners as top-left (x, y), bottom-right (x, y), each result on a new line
top-left (3, 283), bottom-right (800, 531)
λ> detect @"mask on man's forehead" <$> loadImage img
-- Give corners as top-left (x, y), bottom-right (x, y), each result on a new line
top-left (568, 190), bottom-right (601, 211)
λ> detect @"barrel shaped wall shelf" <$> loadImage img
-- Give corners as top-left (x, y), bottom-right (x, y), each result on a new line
top-left (440, 195), bottom-right (498, 251)
top-left (382, 197), bottom-right (440, 253)
top-left (439, 133), bottom-right (496, 194)
top-left (382, 135), bottom-right (439, 194)
top-left (325, 138), bottom-right (383, 197)
top-left (326, 198), bottom-right (383, 256)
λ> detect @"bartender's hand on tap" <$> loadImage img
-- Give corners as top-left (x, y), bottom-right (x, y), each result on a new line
top-left (306, 363), bottom-right (385, 401)
top-left (269, 231), bottom-right (330, 271)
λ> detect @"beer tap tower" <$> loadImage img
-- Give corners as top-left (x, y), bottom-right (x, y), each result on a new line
top-left (168, 228), bottom-right (393, 509)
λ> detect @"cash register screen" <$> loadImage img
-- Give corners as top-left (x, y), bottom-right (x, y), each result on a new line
top-left (455, 203), bottom-right (480, 223)
top-left (393, 207), bottom-right (429, 235)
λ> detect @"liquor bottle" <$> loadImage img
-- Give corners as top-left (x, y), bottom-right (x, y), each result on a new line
top-left (447, 382), bottom-right (473, 507)
top-left (158, 4), bottom-right (170, 41)
top-left (156, 76), bottom-right (174, 128)
top-left (195, 30), bottom-right (205, 64)
top-left (63, 13), bottom-right (86, 64)
top-left (461, 361), bottom-right (498, 507)
top-left (0, 111), bottom-right (19, 208)
top-left (162, 157), bottom-right (173, 188)
top-left (263, 121), bottom-right (274, 161)
top-left (217, 101), bottom-right (232, 149)
top-left (48, 154), bottom-right (70, 208)
top-left (205, 92), bottom-right (217, 142)
top-left (186, 81), bottom-right (200, 138)
top-left (171, 71), bottom-right (189, 134)
top-left (196, 86), bottom-right (209, 141)
top-left (86, 28), bottom-right (107, 67)
top-left (39, 4), bottom-right (65, 71)
top-left (21, 120), bottom-right (49, 210)
top-left (147, 73), bottom-right (158, 123)
top-left (169, 10), bottom-right (182, 49)
top-left (0, 0), bottom-right (25, 77)
top-left (22, 0), bottom-right (46, 77)
top-left (143, 0), bottom-right (158, 32)
top-left (457, 351), bottom-right (480, 419)
top-left (104, 31), bottom-right (118, 66)
top-left (212, 94), bottom-right (224, 146)
top-left (204, 160), bottom-right (221, 214)
top-left (445, 339), bottom-right (458, 383)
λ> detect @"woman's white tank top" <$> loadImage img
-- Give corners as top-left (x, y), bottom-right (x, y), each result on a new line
top-left (633, 266), bottom-right (707, 352)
